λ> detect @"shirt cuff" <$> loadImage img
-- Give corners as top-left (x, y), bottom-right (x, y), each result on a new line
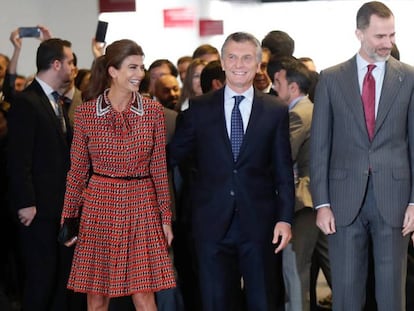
top-left (314, 203), bottom-right (331, 210)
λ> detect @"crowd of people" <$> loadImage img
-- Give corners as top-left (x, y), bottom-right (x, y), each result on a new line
top-left (1, 1), bottom-right (414, 311)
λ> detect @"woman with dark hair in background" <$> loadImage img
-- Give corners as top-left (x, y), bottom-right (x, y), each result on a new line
top-left (61, 39), bottom-right (175, 311)
top-left (176, 58), bottom-right (207, 111)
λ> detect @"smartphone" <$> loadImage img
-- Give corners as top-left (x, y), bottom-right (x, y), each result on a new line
top-left (95, 21), bottom-right (108, 43)
top-left (19, 27), bottom-right (41, 38)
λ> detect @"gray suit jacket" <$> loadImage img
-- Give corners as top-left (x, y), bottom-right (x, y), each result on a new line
top-left (68, 87), bottom-right (83, 127)
top-left (310, 55), bottom-right (414, 227)
top-left (290, 96), bottom-right (313, 212)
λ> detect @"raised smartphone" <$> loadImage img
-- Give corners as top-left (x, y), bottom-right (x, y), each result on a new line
top-left (19, 27), bottom-right (41, 38)
top-left (95, 21), bottom-right (108, 43)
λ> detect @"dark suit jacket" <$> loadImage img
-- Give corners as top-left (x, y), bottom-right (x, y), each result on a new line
top-left (7, 79), bottom-right (73, 220)
top-left (310, 56), bottom-right (414, 227)
top-left (168, 87), bottom-right (294, 242)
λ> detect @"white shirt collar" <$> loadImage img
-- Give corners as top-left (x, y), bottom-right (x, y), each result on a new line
top-left (224, 85), bottom-right (254, 103)
top-left (35, 77), bottom-right (55, 99)
top-left (356, 53), bottom-right (386, 72)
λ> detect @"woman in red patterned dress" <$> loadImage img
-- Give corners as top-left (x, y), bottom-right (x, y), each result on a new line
top-left (61, 39), bottom-right (176, 310)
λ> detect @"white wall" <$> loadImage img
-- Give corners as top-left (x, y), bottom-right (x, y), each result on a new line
top-left (1, 0), bottom-right (414, 77)
top-left (0, 0), bottom-right (99, 76)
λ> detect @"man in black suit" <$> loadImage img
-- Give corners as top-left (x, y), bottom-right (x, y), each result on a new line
top-left (168, 31), bottom-right (294, 311)
top-left (7, 38), bottom-right (76, 311)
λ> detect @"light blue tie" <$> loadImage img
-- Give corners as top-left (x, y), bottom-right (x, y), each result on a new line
top-left (231, 95), bottom-right (245, 161)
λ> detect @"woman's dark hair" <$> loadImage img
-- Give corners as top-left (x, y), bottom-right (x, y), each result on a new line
top-left (83, 39), bottom-right (144, 101)
top-left (177, 58), bottom-right (208, 110)
top-left (74, 69), bottom-right (91, 91)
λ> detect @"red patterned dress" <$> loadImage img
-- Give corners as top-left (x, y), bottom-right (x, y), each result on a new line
top-left (61, 90), bottom-right (176, 296)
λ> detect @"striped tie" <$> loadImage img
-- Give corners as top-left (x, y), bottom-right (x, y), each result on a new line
top-left (51, 91), bottom-right (67, 133)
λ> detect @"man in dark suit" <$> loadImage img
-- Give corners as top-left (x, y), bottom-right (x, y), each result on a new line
top-left (7, 38), bottom-right (76, 311)
top-left (168, 31), bottom-right (294, 311)
top-left (310, 2), bottom-right (414, 310)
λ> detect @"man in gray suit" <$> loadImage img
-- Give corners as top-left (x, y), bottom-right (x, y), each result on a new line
top-left (310, 2), bottom-right (414, 310)
top-left (268, 57), bottom-right (318, 311)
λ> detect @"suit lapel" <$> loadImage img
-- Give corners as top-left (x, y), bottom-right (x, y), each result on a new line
top-left (30, 80), bottom-right (71, 144)
top-left (374, 58), bottom-right (404, 138)
top-left (237, 90), bottom-right (263, 162)
top-left (337, 57), bottom-right (369, 139)
top-left (211, 89), bottom-right (234, 157)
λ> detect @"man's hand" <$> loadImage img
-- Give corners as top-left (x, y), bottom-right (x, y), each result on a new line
top-left (402, 205), bottom-right (414, 246)
top-left (162, 224), bottom-right (174, 247)
top-left (18, 206), bottom-right (37, 226)
top-left (38, 25), bottom-right (52, 41)
top-left (316, 206), bottom-right (336, 235)
top-left (272, 222), bottom-right (292, 254)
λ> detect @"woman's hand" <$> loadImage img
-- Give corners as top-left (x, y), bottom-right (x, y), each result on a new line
top-left (162, 224), bottom-right (174, 247)
top-left (64, 236), bottom-right (78, 247)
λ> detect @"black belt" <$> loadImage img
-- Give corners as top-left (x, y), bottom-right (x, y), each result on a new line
top-left (93, 172), bottom-right (151, 181)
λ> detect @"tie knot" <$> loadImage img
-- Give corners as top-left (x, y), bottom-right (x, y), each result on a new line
top-left (62, 96), bottom-right (72, 106)
top-left (233, 95), bottom-right (245, 106)
top-left (51, 91), bottom-right (61, 103)
top-left (367, 64), bottom-right (376, 74)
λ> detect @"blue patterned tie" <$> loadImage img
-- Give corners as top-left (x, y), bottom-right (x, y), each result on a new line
top-left (231, 95), bottom-right (245, 161)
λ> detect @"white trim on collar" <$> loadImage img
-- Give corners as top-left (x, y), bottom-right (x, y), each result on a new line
top-left (96, 89), bottom-right (144, 117)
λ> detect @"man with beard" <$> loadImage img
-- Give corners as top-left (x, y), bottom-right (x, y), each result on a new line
top-left (7, 38), bottom-right (76, 311)
top-left (148, 59), bottom-right (178, 100)
top-left (154, 74), bottom-right (181, 111)
top-left (310, 2), bottom-right (414, 310)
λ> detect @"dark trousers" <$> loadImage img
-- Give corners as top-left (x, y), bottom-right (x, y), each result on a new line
top-left (195, 213), bottom-right (282, 311)
top-left (406, 243), bottom-right (414, 310)
top-left (19, 218), bottom-right (85, 311)
top-left (310, 231), bottom-right (332, 311)
top-left (172, 222), bottom-right (200, 311)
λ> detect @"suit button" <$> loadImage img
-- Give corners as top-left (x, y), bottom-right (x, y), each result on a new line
top-left (233, 169), bottom-right (238, 174)
top-left (230, 190), bottom-right (235, 196)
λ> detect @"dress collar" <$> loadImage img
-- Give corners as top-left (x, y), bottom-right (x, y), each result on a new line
top-left (96, 89), bottom-right (144, 117)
